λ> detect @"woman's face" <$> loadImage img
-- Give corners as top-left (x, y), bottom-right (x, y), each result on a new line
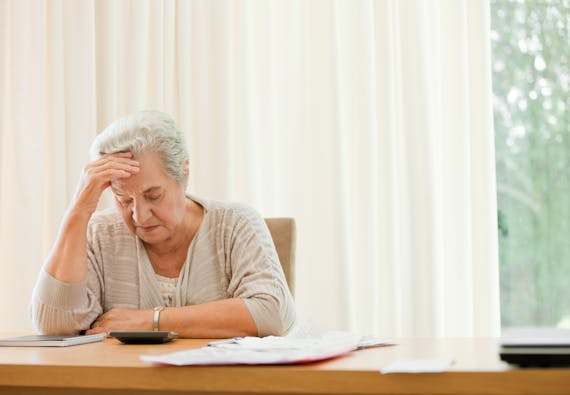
top-left (110, 151), bottom-right (188, 246)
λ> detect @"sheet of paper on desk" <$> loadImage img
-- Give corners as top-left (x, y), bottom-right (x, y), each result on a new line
top-left (380, 358), bottom-right (454, 374)
top-left (141, 331), bottom-right (362, 366)
top-left (356, 335), bottom-right (394, 349)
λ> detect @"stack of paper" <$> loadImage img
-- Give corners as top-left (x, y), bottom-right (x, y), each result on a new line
top-left (141, 331), bottom-right (363, 366)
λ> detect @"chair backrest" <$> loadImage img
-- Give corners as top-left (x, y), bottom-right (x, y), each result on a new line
top-left (264, 218), bottom-right (296, 297)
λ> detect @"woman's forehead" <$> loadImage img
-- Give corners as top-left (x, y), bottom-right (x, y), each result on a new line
top-left (110, 178), bottom-right (164, 196)
top-left (111, 168), bottom-right (169, 195)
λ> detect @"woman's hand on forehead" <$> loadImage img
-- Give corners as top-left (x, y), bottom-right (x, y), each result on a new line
top-left (71, 151), bottom-right (141, 215)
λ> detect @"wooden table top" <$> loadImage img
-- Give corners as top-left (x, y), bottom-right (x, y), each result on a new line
top-left (0, 334), bottom-right (568, 395)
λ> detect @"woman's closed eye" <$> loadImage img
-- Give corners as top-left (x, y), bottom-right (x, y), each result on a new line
top-left (145, 193), bottom-right (163, 202)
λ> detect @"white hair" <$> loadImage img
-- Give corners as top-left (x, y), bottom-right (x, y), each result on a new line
top-left (90, 111), bottom-right (189, 183)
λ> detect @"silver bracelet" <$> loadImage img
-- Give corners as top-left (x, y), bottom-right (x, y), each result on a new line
top-left (153, 306), bottom-right (164, 331)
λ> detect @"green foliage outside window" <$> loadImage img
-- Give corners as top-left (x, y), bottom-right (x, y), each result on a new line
top-left (491, 0), bottom-right (570, 327)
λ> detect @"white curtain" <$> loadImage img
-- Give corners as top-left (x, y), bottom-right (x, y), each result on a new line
top-left (0, 0), bottom-right (500, 337)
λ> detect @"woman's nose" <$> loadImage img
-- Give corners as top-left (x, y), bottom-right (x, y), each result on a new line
top-left (132, 201), bottom-right (152, 225)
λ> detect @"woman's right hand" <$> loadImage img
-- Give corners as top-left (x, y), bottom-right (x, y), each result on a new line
top-left (71, 152), bottom-right (140, 216)
top-left (43, 152), bottom-right (139, 283)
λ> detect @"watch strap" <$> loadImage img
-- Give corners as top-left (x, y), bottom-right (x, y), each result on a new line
top-left (153, 306), bottom-right (164, 331)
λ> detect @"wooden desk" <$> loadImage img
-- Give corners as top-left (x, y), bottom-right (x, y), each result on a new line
top-left (0, 336), bottom-right (568, 395)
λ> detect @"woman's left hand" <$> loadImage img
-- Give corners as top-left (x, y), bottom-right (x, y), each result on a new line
top-left (86, 308), bottom-right (153, 335)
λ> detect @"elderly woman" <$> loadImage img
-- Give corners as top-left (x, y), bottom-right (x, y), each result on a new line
top-left (31, 111), bottom-right (296, 338)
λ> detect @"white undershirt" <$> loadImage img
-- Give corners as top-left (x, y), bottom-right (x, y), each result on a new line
top-left (154, 273), bottom-right (178, 307)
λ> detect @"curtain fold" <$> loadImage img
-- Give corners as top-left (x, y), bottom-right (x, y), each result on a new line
top-left (0, 0), bottom-right (500, 337)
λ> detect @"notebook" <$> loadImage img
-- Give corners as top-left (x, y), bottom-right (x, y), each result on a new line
top-left (499, 328), bottom-right (570, 367)
top-left (0, 333), bottom-right (105, 347)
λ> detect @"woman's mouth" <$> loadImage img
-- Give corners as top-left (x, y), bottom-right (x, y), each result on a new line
top-left (138, 225), bottom-right (159, 233)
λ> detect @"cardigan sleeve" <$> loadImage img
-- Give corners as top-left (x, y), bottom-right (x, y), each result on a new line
top-left (225, 205), bottom-right (297, 336)
top-left (30, 224), bottom-right (104, 335)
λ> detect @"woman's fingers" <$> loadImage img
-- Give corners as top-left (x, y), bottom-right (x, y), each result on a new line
top-left (71, 152), bottom-right (140, 214)
top-left (87, 154), bottom-right (139, 174)
top-left (85, 326), bottom-right (106, 336)
top-left (90, 164), bottom-right (139, 180)
top-left (86, 153), bottom-right (140, 182)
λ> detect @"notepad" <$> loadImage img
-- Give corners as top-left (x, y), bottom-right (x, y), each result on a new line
top-left (0, 333), bottom-right (105, 347)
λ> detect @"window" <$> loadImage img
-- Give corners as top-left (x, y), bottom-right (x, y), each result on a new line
top-left (491, 0), bottom-right (570, 328)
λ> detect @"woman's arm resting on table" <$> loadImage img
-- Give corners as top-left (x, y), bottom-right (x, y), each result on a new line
top-left (86, 298), bottom-right (258, 338)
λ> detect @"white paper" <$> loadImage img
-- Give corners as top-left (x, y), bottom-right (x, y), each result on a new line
top-left (141, 331), bottom-right (361, 366)
top-left (285, 317), bottom-right (324, 339)
top-left (380, 358), bottom-right (453, 374)
top-left (356, 335), bottom-right (394, 349)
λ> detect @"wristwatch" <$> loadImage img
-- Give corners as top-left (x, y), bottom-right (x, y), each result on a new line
top-left (153, 306), bottom-right (165, 331)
